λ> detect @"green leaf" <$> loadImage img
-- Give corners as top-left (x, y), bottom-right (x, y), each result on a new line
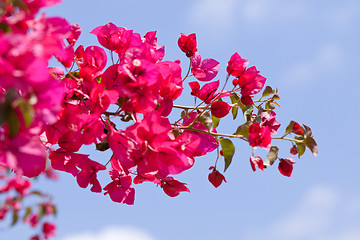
top-left (172, 129), bottom-right (181, 138)
top-left (52, 205), bottom-right (57, 217)
top-left (11, 210), bottom-right (19, 226)
top-left (304, 136), bottom-right (318, 157)
top-left (230, 95), bottom-right (240, 120)
top-left (219, 138), bottom-right (235, 172)
top-left (116, 96), bottom-right (129, 107)
top-left (23, 207), bottom-right (32, 221)
top-left (303, 124), bottom-right (313, 137)
top-left (296, 143), bottom-right (306, 158)
top-left (231, 106), bottom-right (238, 120)
top-left (265, 101), bottom-right (275, 110)
top-left (38, 204), bottom-right (46, 220)
top-left (18, 100), bottom-right (34, 127)
top-left (7, 109), bottom-right (20, 137)
top-left (238, 100), bottom-right (246, 113)
top-left (181, 110), bottom-right (188, 119)
top-left (96, 137), bottom-right (109, 151)
top-left (0, 22), bottom-right (11, 33)
top-left (0, 102), bottom-right (11, 125)
top-left (198, 112), bottom-right (213, 132)
top-left (272, 93), bottom-right (280, 100)
top-left (96, 141), bottom-right (110, 151)
top-left (13, 0), bottom-right (28, 11)
top-left (230, 94), bottom-right (240, 103)
top-left (31, 191), bottom-right (43, 196)
top-left (243, 105), bottom-right (254, 122)
top-left (234, 123), bottom-right (249, 139)
top-left (285, 121), bottom-right (295, 133)
top-left (212, 115), bottom-right (220, 128)
top-left (262, 86), bottom-right (274, 98)
top-left (65, 71), bottom-right (80, 79)
top-left (264, 146), bottom-right (279, 167)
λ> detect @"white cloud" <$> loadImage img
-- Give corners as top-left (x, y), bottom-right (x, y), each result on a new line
top-left (61, 226), bottom-right (156, 240)
top-left (243, 185), bottom-right (360, 240)
top-left (267, 185), bottom-right (339, 240)
top-left (189, 0), bottom-right (237, 28)
top-left (281, 42), bottom-right (345, 86)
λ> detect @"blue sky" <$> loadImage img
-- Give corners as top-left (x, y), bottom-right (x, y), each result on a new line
top-left (2, 0), bottom-right (360, 239)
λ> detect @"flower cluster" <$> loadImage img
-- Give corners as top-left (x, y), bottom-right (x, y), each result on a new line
top-left (0, 165), bottom-right (57, 240)
top-left (0, 1), bottom-right (318, 239)
top-left (0, 0), bottom-right (74, 177)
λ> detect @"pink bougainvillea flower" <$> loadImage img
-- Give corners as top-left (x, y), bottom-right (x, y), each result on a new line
top-left (144, 31), bottom-right (158, 45)
top-left (211, 101), bottom-right (231, 118)
top-left (189, 81), bottom-right (200, 96)
top-left (172, 131), bottom-right (202, 158)
top-left (74, 45), bottom-right (86, 67)
top-left (84, 45), bottom-right (107, 71)
top-left (40, 202), bottom-right (55, 216)
top-left (178, 33), bottom-right (197, 57)
top-left (49, 150), bottom-right (90, 177)
top-left (191, 52), bottom-right (220, 81)
top-left (237, 66), bottom-right (266, 96)
top-left (157, 60), bottom-right (183, 100)
top-left (0, 132), bottom-right (47, 178)
top-left (248, 122), bottom-right (271, 150)
top-left (91, 23), bottom-right (134, 54)
top-left (151, 144), bottom-right (195, 177)
top-left (67, 24), bottom-right (81, 46)
top-left (42, 222), bottom-right (56, 239)
top-left (79, 117), bottom-right (106, 146)
top-left (227, 52), bottom-right (248, 77)
top-left (290, 121), bottom-right (304, 135)
top-left (25, 214), bottom-right (39, 228)
top-left (0, 207), bottom-right (8, 220)
top-left (143, 31), bottom-right (165, 62)
top-left (91, 22), bottom-right (122, 51)
top-left (55, 44), bottom-right (74, 68)
top-left (57, 130), bottom-right (83, 152)
top-left (0, 177), bottom-right (31, 196)
top-left (29, 16), bottom-right (71, 58)
top-left (260, 111), bottom-right (281, 135)
top-left (133, 171), bottom-right (161, 185)
top-left (108, 128), bottom-right (136, 173)
top-left (208, 167), bottom-right (227, 188)
top-left (198, 80), bottom-right (220, 104)
top-left (30, 235), bottom-right (40, 240)
top-left (76, 158), bottom-right (106, 193)
top-left (250, 156), bottom-right (264, 171)
top-left (26, 0), bottom-right (61, 17)
top-left (240, 95), bottom-right (253, 105)
top-left (278, 158), bottom-right (295, 177)
top-left (126, 111), bottom-right (172, 145)
top-left (182, 112), bottom-right (218, 155)
top-left (126, 111), bottom-right (197, 177)
top-left (161, 176), bottom-right (190, 197)
top-left (290, 145), bottom-right (298, 155)
top-left (156, 98), bottom-right (173, 117)
top-left (77, 45), bottom-right (108, 84)
top-left (5, 197), bottom-right (20, 211)
top-left (89, 83), bottom-right (119, 115)
top-left (103, 169), bottom-right (135, 205)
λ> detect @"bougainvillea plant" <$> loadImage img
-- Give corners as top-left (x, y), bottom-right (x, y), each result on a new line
top-left (0, 0), bottom-right (318, 239)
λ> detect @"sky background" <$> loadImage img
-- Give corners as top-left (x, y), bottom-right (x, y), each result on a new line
top-left (2, 0), bottom-right (360, 239)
